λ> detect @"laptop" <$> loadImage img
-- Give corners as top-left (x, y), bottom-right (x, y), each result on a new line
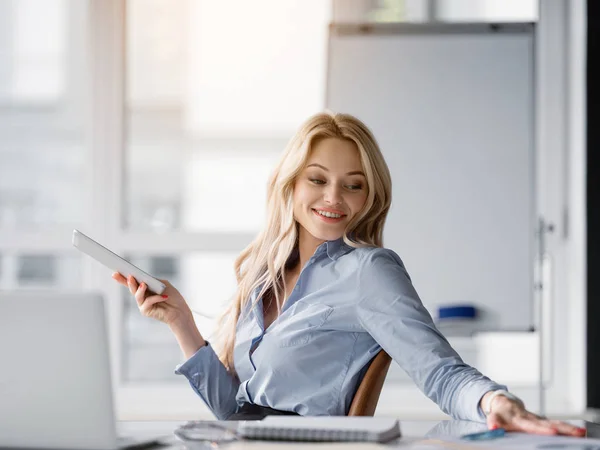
top-left (0, 291), bottom-right (166, 450)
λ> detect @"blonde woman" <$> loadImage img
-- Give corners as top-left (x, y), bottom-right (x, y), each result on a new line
top-left (114, 112), bottom-right (583, 436)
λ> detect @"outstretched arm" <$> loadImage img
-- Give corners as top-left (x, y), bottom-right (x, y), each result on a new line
top-left (355, 249), bottom-right (583, 436)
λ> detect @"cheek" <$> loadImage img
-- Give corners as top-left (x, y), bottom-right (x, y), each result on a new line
top-left (349, 194), bottom-right (368, 214)
top-left (293, 183), bottom-right (313, 207)
top-left (292, 184), bottom-right (309, 215)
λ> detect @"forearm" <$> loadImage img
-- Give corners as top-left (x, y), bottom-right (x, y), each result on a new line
top-left (169, 317), bottom-right (206, 359)
top-left (174, 337), bottom-right (241, 420)
top-left (419, 359), bottom-right (505, 422)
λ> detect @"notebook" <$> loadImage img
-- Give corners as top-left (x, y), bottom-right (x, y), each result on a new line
top-left (236, 417), bottom-right (401, 442)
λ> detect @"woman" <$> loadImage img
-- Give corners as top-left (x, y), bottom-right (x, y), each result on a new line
top-left (114, 112), bottom-right (584, 436)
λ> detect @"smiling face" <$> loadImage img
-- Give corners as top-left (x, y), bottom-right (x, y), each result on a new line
top-left (293, 137), bottom-right (368, 247)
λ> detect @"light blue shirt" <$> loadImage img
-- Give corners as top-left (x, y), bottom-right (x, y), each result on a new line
top-left (175, 238), bottom-right (505, 421)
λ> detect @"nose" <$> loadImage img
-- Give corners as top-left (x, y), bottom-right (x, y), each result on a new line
top-left (324, 184), bottom-right (343, 206)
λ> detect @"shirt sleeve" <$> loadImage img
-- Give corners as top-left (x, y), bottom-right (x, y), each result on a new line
top-left (174, 342), bottom-right (241, 420)
top-left (355, 248), bottom-right (506, 422)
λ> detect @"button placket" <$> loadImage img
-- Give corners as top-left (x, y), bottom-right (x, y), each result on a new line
top-left (247, 298), bottom-right (265, 370)
top-left (248, 335), bottom-right (262, 370)
top-left (282, 252), bottom-right (320, 312)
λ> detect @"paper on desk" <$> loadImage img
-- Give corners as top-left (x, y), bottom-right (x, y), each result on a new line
top-left (223, 443), bottom-right (386, 449)
top-left (408, 433), bottom-right (600, 449)
top-left (184, 435), bottom-right (600, 449)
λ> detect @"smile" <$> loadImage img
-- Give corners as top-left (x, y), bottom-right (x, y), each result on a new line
top-left (312, 209), bottom-right (346, 222)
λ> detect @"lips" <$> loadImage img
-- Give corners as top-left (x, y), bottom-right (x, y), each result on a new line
top-left (312, 208), bottom-right (347, 223)
top-left (312, 208), bottom-right (346, 216)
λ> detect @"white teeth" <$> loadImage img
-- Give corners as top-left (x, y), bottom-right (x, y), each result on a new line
top-left (316, 210), bottom-right (342, 219)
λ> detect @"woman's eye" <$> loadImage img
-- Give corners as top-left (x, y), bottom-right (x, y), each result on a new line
top-left (346, 184), bottom-right (363, 191)
top-left (308, 178), bottom-right (362, 190)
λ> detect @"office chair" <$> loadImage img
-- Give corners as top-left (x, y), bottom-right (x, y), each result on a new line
top-left (347, 350), bottom-right (392, 416)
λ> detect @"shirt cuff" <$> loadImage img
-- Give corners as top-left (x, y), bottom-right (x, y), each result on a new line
top-left (174, 341), bottom-right (214, 379)
top-left (472, 383), bottom-right (508, 422)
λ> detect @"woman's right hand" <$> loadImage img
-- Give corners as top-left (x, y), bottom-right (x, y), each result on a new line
top-left (112, 273), bottom-right (193, 329)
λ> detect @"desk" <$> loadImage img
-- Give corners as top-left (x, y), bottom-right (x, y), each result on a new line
top-left (121, 419), bottom-right (600, 449)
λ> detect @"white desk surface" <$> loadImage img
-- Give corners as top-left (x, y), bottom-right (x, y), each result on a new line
top-left (120, 418), bottom-right (600, 449)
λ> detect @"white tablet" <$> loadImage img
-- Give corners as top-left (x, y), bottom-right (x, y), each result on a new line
top-left (72, 229), bottom-right (166, 295)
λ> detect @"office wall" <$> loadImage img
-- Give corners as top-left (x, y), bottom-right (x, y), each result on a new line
top-left (325, 5), bottom-right (588, 417)
top-left (326, 24), bottom-right (534, 331)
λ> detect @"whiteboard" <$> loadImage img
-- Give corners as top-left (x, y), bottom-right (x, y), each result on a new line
top-left (326, 24), bottom-right (535, 330)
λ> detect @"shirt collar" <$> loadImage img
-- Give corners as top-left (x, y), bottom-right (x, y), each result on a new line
top-left (322, 237), bottom-right (355, 261)
top-left (288, 239), bottom-right (353, 263)
top-left (249, 239), bottom-right (354, 296)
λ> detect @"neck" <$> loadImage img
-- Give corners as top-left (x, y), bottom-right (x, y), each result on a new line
top-left (296, 227), bottom-right (325, 273)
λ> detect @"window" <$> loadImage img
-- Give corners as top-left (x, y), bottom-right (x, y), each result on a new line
top-left (124, 0), bottom-right (329, 233)
top-left (1, 0), bottom-right (331, 417)
top-left (17, 255), bottom-right (56, 283)
top-left (0, 0), bottom-right (88, 231)
top-left (0, 0), bottom-right (88, 294)
top-left (0, 253), bottom-right (82, 289)
top-left (121, 0), bottom-right (331, 386)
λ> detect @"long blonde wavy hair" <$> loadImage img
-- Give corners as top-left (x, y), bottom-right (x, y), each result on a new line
top-left (214, 111), bottom-right (392, 373)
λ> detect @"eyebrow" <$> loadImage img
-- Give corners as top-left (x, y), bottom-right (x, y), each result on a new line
top-left (306, 163), bottom-right (366, 177)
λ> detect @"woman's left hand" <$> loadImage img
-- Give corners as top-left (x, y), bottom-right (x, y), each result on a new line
top-left (485, 395), bottom-right (586, 437)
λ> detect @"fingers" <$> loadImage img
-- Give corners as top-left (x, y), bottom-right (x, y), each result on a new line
top-left (112, 272), bottom-right (127, 286)
top-left (113, 273), bottom-right (173, 321)
top-left (512, 415), bottom-right (558, 435)
top-left (134, 280), bottom-right (146, 307)
top-left (488, 407), bottom-right (586, 437)
top-left (488, 410), bottom-right (555, 435)
top-left (135, 280), bottom-right (169, 312)
top-left (507, 413), bottom-right (586, 437)
top-left (486, 412), bottom-right (506, 430)
top-left (115, 274), bottom-right (142, 294)
top-left (548, 420), bottom-right (587, 437)
top-left (126, 275), bottom-right (139, 296)
top-left (139, 293), bottom-right (169, 315)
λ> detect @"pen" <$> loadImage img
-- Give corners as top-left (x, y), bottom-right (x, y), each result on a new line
top-left (461, 428), bottom-right (506, 441)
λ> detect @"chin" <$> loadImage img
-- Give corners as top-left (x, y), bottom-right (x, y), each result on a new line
top-left (299, 216), bottom-right (347, 242)
top-left (309, 228), bottom-right (344, 242)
